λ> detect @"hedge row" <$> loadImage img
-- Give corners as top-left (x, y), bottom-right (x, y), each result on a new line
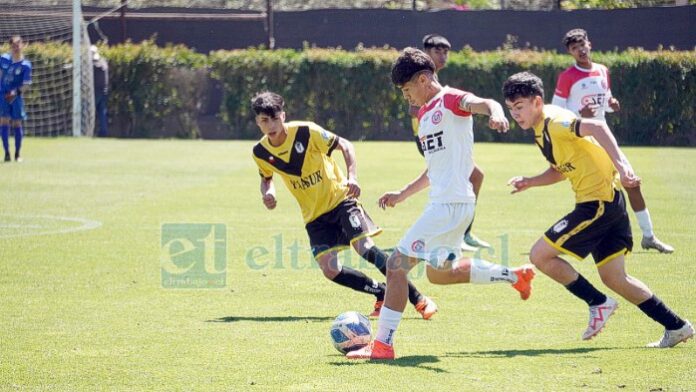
top-left (10, 42), bottom-right (696, 145)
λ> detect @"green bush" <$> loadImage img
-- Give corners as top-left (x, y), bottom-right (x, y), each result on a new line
top-left (102, 41), bottom-right (208, 138)
top-left (9, 42), bottom-right (695, 145)
top-left (210, 47), bottom-right (696, 146)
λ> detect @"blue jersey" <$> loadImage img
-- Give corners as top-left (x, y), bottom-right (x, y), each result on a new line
top-left (0, 53), bottom-right (32, 94)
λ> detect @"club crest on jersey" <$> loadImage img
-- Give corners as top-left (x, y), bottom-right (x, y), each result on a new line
top-left (553, 219), bottom-right (569, 233)
top-left (294, 141), bottom-right (305, 154)
top-left (268, 155), bottom-right (275, 163)
top-left (411, 240), bottom-right (425, 252)
top-left (14, 67), bottom-right (22, 75)
top-left (432, 110), bottom-right (443, 125)
top-left (348, 213), bottom-right (362, 229)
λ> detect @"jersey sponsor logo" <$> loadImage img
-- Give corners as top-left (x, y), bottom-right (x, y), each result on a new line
top-left (432, 110), bottom-right (443, 125)
top-left (289, 169), bottom-right (323, 190)
top-left (420, 131), bottom-right (445, 154)
top-left (411, 239), bottom-right (425, 252)
top-left (553, 219), bottom-right (569, 233)
top-left (581, 93), bottom-right (606, 108)
top-left (294, 141), bottom-right (305, 154)
top-left (556, 162), bottom-right (576, 173)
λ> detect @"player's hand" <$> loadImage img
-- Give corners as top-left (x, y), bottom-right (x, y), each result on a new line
top-left (488, 113), bottom-right (509, 133)
top-left (346, 178), bottom-right (361, 199)
top-left (262, 193), bottom-right (277, 210)
top-left (378, 191), bottom-right (403, 209)
top-left (579, 104), bottom-right (598, 118)
top-left (609, 97), bottom-right (620, 112)
top-left (507, 176), bottom-right (531, 194)
top-left (619, 169), bottom-right (641, 189)
top-left (4, 90), bottom-right (16, 103)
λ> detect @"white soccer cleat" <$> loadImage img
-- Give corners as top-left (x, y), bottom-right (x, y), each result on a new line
top-left (464, 233), bottom-right (491, 249)
top-left (647, 320), bottom-right (694, 348)
top-left (582, 297), bottom-right (618, 340)
top-left (641, 236), bottom-right (674, 254)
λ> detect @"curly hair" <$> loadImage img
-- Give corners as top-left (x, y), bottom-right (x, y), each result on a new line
top-left (250, 91), bottom-right (284, 118)
top-left (391, 47), bottom-right (435, 87)
top-left (502, 72), bottom-right (545, 101)
top-left (562, 28), bottom-right (588, 48)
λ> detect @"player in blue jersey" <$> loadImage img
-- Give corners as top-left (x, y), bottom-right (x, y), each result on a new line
top-left (1, 36), bottom-right (32, 163)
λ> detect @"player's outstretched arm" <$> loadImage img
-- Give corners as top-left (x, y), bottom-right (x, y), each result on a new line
top-left (378, 169), bottom-right (429, 209)
top-left (578, 119), bottom-right (640, 188)
top-left (458, 93), bottom-right (509, 133)
top-left (508, 166), bottom-right (565, 194)
top-left (260, 177), bottom-right (277, 210)
top-left (335, 137), bottom-right (361, 198)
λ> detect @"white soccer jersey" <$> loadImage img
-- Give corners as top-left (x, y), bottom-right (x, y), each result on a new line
top-left (552, 63), bottom-right (613, 122)
top-left (416, 86), bottom-right (476, 204)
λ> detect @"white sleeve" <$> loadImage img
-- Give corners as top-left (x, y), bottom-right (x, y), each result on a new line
top-left (551, 95), bottom-right (568, 109)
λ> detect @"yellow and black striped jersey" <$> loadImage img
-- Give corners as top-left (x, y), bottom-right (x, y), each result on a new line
top-left (533, 105), bottom-right (619, 203)
top-left (252, 121), bottom-right (349, 224)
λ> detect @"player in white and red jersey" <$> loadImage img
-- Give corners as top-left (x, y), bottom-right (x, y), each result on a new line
top-left (552, 28), bottom-right (673, 254)
top-left (346, 48), bottom-right (535, 360)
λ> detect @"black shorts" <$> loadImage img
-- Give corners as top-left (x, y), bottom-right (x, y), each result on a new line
top-left (414, 135), bottom-right (424, 157)
top-left (305, 199), bottom-right (382, 258)
top-left (544, 190), bottom-right (633, 266)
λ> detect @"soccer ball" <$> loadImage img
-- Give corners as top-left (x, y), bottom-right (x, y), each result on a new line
top-left (329, 311), bottom-right (372, 354)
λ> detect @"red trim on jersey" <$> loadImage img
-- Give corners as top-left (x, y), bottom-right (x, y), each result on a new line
top-left (554, 65), bottom-right (605, 98)
top-left (418, 97), bottom-right (442, 121)
top-left (442, 90), bottom-right (472, 117)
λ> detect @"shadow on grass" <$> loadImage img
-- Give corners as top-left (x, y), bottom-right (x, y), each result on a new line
top-left (207, 316), bottom-right (333, 323)
top-left (446, 346), bottom-right (618, 358)
top-left (330, 355), bottom-right (447, 373)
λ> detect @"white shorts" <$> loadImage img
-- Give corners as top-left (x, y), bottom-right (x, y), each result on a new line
top-left (397, 202), bottom-right (475, 268)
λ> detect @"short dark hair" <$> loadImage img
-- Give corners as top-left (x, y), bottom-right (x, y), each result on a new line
top-left (562, 28), bottom-right (588, 48)
top-left (391, 47), bottom-right (436, 87)
top-left (422, 34), bottom-right (451, 50)
top-left (251, 91), bottom-right (284, 118)
top-left (503, 72), bottom-right (545, 101)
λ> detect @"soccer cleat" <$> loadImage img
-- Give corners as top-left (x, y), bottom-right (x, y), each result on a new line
top-left (464, 233), bottom-right (491, 248)
top-left (647, 320), bottom-right (694, 348)
top-left (511, 265), bottom-right (535, 300)
top-left (14, 154), bottom-right (22, 163)
top-left (369, 300), bottom-right (383, 318)
top-left (414, 296), bottom-right (438, 320)
top-left (3, 152), bottom-right (9, 162)
top-left (460, 240), bottom-right (478, 252)
top-left (641, 236), bottom-right (674, 254)
top-left (346, 340), bottom-right (395, 360)
top-left (582, 297), bottom-right (618, 340)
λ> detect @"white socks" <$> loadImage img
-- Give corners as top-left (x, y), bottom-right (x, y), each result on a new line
top-left (375, 306), bottom-right (402, 346)
top-left (469, 258), bottom-right (517, 284)
top-left (635, 209), bottom-right (654, 238)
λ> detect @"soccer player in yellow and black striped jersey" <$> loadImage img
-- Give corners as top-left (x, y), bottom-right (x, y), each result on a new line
top-left (503, 72), bottom-right (692, 348)
top-left (251, 91), bottom-right (437, 319)
top-left (409, 34), bottom-right (489, 251)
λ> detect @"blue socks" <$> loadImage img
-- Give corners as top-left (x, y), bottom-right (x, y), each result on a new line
top-left (14, 126), bottom-right (22, 157)
top-left (1, 124), bottom-right (8, 155)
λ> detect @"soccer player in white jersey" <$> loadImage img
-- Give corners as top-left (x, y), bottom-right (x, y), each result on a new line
top-left (552, 28), bottom-right (673, 254)
top-left (346, 48), bottom-right (535, 360)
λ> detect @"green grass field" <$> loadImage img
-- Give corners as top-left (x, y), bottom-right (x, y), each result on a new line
top-left (1, 138), bottom-right (695, 391)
